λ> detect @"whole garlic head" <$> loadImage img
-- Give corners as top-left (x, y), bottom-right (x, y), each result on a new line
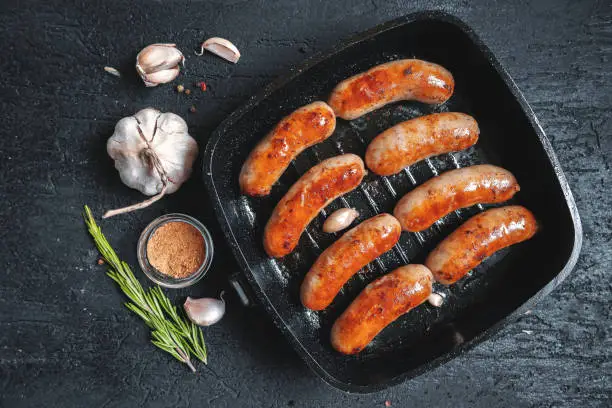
top-left (104, 108), bottom-right (198, 218)
top-left (136, 44), bottom-right (184, 87)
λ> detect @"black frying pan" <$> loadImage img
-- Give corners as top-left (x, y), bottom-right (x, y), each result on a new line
top-left (203, 11), bottom-right (582, 393)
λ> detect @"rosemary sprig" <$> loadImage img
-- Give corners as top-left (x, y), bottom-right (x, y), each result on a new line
top-left (83, 205), bottom-right (207, 371)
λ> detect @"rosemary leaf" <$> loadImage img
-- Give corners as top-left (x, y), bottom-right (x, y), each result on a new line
top-left (83, 205), bottom-right (208, 371)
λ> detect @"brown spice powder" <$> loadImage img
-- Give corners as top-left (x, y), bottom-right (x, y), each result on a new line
top-left (146, 221), bottom-right (206, 278)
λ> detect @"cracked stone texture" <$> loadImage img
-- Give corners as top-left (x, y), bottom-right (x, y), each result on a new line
top-left (0, 0), bottom-right (610, 407)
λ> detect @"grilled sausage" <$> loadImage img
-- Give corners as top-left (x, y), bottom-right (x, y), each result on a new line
top-left (328, 59), bottom-right (454, 120)
top-left (301, 214), bottom-right (401, 310)
top-left (330, 264), bottom-right (433, 355)
top-left (264, 154), bottom-right (365, 258)
top-left (394, 165), bottom-right (520, 232)
top-left (425, 206), bottom-right (538, 285)
top-left (365, 112), bottom-right (479, 176)
top-left (240, 101), bottom-right (336, 196)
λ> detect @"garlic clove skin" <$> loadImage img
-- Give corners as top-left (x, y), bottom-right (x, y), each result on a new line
top-left (136, 43), bottom-right (184, 72)
top-left (136, 43), bottom-right (184, 87)
top-left (114, 153), bottom-right (162, 196)
top-left (104, 66), bottom-right (121, 77)
top-left (184, 294), bottom-right (226, 327)
top-left (322, 208), bottom-right (360, 233)
top-left (141, 66), bottom-right (180, 88)
top-left (202, 37), bottom-right (240, 63)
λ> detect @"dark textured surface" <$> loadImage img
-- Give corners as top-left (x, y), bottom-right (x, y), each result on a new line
top-left (0, 0), bottom-right (609, 406)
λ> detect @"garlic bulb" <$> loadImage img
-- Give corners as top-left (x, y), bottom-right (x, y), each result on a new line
top-left (104, 108), bottom-right (198, 218)
top-left (136, 44), bottom-right (184, 87)
top-left (184, 293), bottom-right (226, 326)
top-left (323, 208), bottom-right (359, 233)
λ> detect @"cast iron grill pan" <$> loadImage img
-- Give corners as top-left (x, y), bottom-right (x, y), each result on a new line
top-left (203, 11), bottom-right (582, 392)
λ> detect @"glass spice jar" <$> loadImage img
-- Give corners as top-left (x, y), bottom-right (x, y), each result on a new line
top-left (137, 214), bottom-right (214, 288)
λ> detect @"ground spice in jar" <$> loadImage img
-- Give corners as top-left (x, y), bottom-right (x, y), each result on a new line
top-left (146, 221), bottom-right (205, 278)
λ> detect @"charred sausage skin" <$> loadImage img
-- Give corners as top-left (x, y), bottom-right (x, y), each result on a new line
top-left (394, 165), bottom-right (520, 232)
top-left (240, 101), bottom-right (336, 196)
top-left (300, 214), bottom-right (401, 310)
top-left (263, 154), bottom-right (365, 258)
top-left (328, 59), bottom-right (454, 120)
top-left (330, 264), bottom-right (433, 355)
top-left (425, 205), bottom-right (538, 285)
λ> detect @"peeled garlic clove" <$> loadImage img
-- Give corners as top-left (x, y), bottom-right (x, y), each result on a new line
top-left (136, 43), bottom-right (184, 86)
top-left (183, 293), bottom-right (226, 326)
top-left (322, 208), bottom-right (359, 233)
top-left (201, 37), bottom-right (240, 63)
top-left (428, 293), bottom-right (444, 307)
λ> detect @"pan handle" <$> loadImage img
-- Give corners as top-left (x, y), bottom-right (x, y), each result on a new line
top-left (228, 272), bottom-right (256, 307)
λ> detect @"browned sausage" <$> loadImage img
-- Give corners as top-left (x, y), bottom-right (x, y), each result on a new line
top-left (328, 59), bottom-right (454, 120)
top-left (300, 214), bottom-right (401, 310)
top-left (239, 101), bottom-right (336, 196)
top-left (264, 154), bottom-right (365, 258)
top-left (394, 165), bottom-right (520, 232)
top-left (425, 206), bottom-right (538, 285)
top-left (365, 112), bottom-right (479, 176)
top-left (330, 264), bottom-right (433, 355)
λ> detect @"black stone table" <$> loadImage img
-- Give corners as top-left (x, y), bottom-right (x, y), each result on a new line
top-left (0, 1), bottom-right (610, 406)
